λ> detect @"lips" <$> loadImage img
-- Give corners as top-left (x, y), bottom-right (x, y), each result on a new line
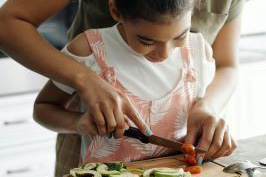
top-left (145, 55), bottom-right (166, 62)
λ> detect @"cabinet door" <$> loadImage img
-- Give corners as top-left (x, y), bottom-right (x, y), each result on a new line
top-left (0, 141), bottom-right (56, 177)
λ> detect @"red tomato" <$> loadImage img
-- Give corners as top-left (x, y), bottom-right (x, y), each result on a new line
top-left (184, 155), bottom-right (197, 166)
top-left (184, 165), bottom-right (202, 174)
top-left (180, 143), bottom-right (196, 156)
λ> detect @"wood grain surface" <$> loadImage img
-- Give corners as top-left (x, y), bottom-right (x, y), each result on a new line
top-left (63, 155), bottom-right (242, 177)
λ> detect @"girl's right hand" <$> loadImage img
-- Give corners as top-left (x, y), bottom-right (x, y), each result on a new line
top-left (76, 75), bottom-right (152, 139)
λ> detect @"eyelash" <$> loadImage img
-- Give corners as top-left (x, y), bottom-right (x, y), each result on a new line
top-left (138, 32), bottom-right (188, 47)
top-left (139, 40), bottom-right (154, 46)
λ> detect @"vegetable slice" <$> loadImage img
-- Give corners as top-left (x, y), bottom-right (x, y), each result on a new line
top-left (83, 163), bottom-right (97, 170)
top-left (70, 169), bottom-right (102, 177)
top-left (180, 144), bottom-right (196, 156)
top-left (184, 166), bottom-right (202, 174)
top-left (96, 164), bottom-right (121, 176)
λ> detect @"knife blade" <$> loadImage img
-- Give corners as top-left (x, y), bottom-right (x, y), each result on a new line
top-left (124, 127), bottom-right (206, 154)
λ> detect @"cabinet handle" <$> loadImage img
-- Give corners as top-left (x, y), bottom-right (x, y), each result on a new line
top-left (6, 167), bottom-right (31, 174)
top-left (2, 119), bottom-right (29, 126)
top-left (6, 165), bottom-right (40, 175)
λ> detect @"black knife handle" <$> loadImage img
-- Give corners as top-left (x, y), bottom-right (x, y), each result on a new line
top-left (124, 127), bottom-right (149, 143)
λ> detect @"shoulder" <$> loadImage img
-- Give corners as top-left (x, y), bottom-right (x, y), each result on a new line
top-left (189, 33), bottom-right (213, 62)
top-left (67, 32), bottom-right (92, 57)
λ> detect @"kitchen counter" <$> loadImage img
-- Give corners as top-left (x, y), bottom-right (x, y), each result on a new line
top-left (216, 134), bottom-right (266, 172)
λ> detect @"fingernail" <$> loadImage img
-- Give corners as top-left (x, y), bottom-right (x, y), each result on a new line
top-left (197, 157), bottom-right (203, 165)
top-left (146, 130), bottom-right (153, 136)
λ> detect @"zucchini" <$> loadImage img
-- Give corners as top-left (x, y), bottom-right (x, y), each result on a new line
top-left (96, 164), bottom-right (121, 176)
top-left (183, 172), bottom-right (191, 177)
top-left (143, 168), bottom-right (187, 177)
top-left (154, 172), bottom-right (183, 177)
top-left (110, 172), bottom-right (139, 177)
top-left (104, 162), bottom-right (125, 171)
top-left (82, 163), bottom-right (97, 170)
top-left (70, 169), bottom-right (102, 177)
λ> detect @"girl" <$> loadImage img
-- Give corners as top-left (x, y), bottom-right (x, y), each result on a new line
top-left (34, 0), bottom-right (218, 164)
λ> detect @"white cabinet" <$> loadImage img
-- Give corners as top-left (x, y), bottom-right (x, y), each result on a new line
top-left (0, 93), bottom-right (57, 177)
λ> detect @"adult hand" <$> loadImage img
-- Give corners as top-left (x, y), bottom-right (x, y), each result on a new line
top-left (185, 101), bottom-right (237, 159)
top-left (76, 74), bottom-right (152, 139)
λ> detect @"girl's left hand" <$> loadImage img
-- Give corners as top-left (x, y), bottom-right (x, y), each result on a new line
top-left (185, 101), bottom-right (237, 159)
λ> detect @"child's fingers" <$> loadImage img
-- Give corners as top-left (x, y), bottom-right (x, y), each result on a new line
top-left (102, 103), bottom-right (117, 133)
top-left (90, 105), bottom-right (107, 135)
top-left (113, 106), bottom-right (126, 138)
top-left (124, 99), bottom-right (152, 136)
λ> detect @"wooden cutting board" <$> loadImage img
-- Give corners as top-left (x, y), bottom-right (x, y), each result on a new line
top-left (126, 155), bottom-right (241, 177)
top-left (64, 155), bottom-right (242, 177)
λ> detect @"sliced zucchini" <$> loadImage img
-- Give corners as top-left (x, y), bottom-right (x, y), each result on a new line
top-left (154, 172), bottom-right (183, 177)
top-left (70, 169), bottom-right (102, 177)
top-left (143, 168), bottom-right (184, 177)
top-left (82, 163), bottom-right (97, 170)
top-left (183, 172), bottom-right (191, 177)
top-left (110, 172), bottom-right (139, 177)
top-left (104, 162), bottom-right (125, 171)
top-left (96, 164), bottom-right (121, 176)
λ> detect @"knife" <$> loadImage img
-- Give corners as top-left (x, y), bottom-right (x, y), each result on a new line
top-left (123, 127), bottom-right (206, 154)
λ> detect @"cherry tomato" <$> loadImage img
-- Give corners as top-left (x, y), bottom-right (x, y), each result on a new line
top-left (180, 143), bottom-right (196, 156)
top-left (184, 165), bottom-right (202, 174)
top-left (184, 155), bottom-right (197, 166)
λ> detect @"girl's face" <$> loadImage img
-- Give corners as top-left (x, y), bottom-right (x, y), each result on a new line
top-left (109, 1), bottom-right (192, 62)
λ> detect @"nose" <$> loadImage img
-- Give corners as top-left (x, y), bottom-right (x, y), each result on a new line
top-left (157, 42), bottom-right (173, 59)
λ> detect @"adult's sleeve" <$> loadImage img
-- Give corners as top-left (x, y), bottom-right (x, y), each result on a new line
top-left (226, 0), bottom-right (246, 23)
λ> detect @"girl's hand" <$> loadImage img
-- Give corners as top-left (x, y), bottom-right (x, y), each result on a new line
top-left (76, 75), bottom-right (152, 139)
top-left (185, 101), bottom-right (237, 159)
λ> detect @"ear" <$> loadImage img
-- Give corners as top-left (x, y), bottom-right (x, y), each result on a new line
top-left (109, 0), bottom-right (124, 23)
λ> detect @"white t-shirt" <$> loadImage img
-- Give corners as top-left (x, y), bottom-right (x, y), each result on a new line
top-left (53, 25), bottom-right (215, 100)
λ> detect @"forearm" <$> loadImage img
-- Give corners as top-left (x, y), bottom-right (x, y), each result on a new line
top-left (196, 65), bottom-right (238, 115)
top-left (0, 1), bottom-right (96, 92)
top-left (34, 103), bottom-right (81, 133)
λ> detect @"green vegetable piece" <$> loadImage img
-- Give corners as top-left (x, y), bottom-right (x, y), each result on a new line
top-left (96, 164), bottom-right (121, 176)
top-left (143, 168), bottom-right (184, 177)
top-left (154, 172), bottom-right (183, 177)
top-left (83, 163), bottom-right (97, 170)
top-left (104, 162), bottom-right (125, 171)
top-left (120, 168), bottom-right (128, 172)
top-left (183, 172), bottom-right (191, 177)
top-left (70, 169), bottom-right (102, 177)
top-left (110, 172), bottom-right (139, 177)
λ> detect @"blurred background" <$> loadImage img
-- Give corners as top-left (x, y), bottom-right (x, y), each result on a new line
top-left (0, 0), bottom-right (266, 176)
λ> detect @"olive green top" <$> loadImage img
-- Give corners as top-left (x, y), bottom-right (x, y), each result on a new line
top-left (68, 0), bottom-right (246, 45)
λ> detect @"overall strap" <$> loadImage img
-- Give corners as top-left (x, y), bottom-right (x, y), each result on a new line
top-left (84, 29), bottom-right (108, 70)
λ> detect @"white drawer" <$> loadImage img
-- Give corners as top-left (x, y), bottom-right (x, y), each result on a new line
top-left (0, 92), bottom-right (57, 148)
top-left (0, 140), bottom-right (56, 177)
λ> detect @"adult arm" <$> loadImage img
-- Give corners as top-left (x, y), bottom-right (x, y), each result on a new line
top-left (0, 0), bottom-right (151, 137)
top-left (185, 15), bottom-right (242, 159)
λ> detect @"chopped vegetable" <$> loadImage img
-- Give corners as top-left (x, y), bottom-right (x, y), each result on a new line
top-left (70, 169), bottom-right (102, 177)
top-left (184, 165), bottom-right (202, 174)
top-left (110, 172), bottom-right (139, 177)
top-left (96, 164), bottom-right (121, 176)
top-left (184, 155), bottom-right (197, 166)
top-left (180, 143), bottom-right (196, 156)
top-left (143, 168), bottom-right (185, 177)
top-left (104, 162), bottom-right (125, 171)
top-left (82, 163), bottom-right (97, 170)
